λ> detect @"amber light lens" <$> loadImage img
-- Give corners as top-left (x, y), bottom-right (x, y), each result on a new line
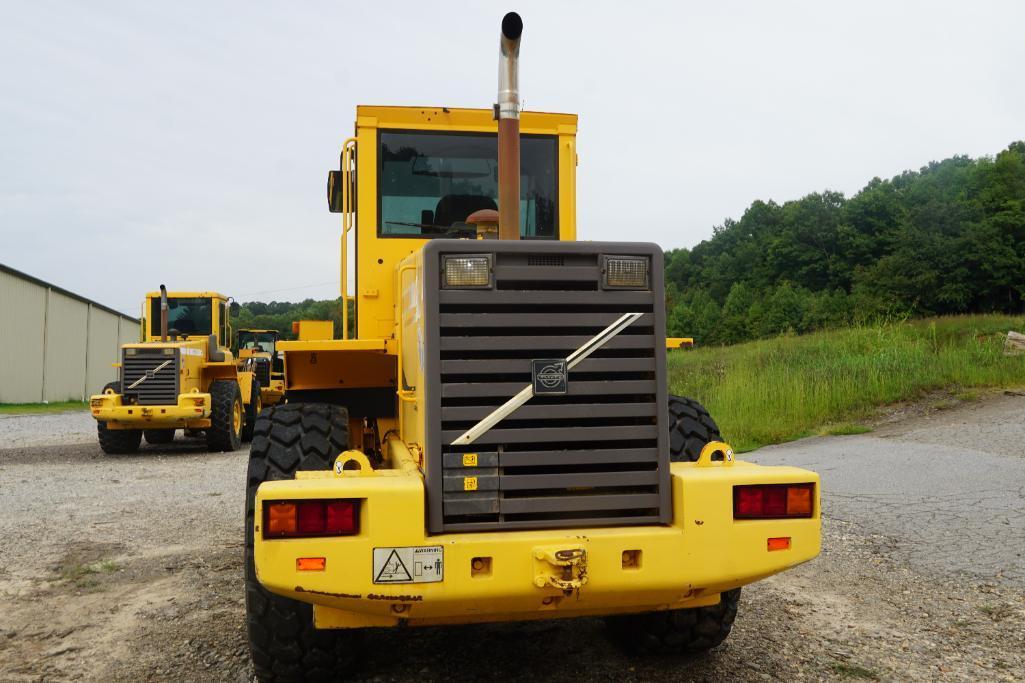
top-left (263, 500), bottom-right (360, 538)
top-left (734, 484), bottom-right (815, 519)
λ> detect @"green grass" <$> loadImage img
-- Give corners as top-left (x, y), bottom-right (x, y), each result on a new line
top-left (829, 663), bottom-right (879, 679)
top-left (669, 314), bottom-right (1025, 452)
top-left (0, 400), bottom-right (88, 415)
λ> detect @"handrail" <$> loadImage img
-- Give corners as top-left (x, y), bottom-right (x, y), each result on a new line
top-left (395, 264), bottom-right (417, 404)
top-left (395, 263), bottom-right (418, 441)
top-left (339, 137), bottom-right (357, 340)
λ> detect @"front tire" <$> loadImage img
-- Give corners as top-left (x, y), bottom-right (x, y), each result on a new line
top-left (97, 381), bottom-right (141, 455)
top-left (245, 403), bottom-right (363, 681)
top-left (606, 589), bottom-right (741, 654)
top-left (207, 380), bottom-right (243, 452)
top-left (241, 380), bottom-right (262, 443)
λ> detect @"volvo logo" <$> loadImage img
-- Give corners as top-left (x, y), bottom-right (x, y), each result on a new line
top-left (532, 359), bottom-right (567, 395)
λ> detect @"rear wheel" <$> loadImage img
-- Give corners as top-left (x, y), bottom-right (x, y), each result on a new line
top-left (245, 403), bottom-right (363, 681)
top-left (97, 382), bottom-right (141, 455)
top-left (668, 395), bottom-right (722, 462)
top-left (604, 396), bottom-right (741, 654)
top-left (144, 429), bottom-right (175, 445)
top-left (606, 589), bottom-right (741, 654)
top-left (207, 380), bottom-right (243, 452)
top-left (241, 380), bottom-right (262, 443)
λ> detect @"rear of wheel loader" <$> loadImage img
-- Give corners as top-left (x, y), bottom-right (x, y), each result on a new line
top-left (244, 12), bottom-right (821, 679)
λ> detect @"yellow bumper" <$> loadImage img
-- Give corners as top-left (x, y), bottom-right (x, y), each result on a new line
top-left (89, 392), bottom-right (212, 429)
top-left (253, 460), bottom-right (821, 628)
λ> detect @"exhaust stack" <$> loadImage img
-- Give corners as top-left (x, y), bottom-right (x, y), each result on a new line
top-left (159, 284), bottom-right (168, 342)
top-left (497, 11), bottom-right (522, 241)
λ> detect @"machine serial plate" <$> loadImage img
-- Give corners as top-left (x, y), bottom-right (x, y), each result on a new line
top-left (372, 546), bottom-right (444, 584)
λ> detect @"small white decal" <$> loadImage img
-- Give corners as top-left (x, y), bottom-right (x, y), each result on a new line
top-left (373, 546), bottom-right (443, 584)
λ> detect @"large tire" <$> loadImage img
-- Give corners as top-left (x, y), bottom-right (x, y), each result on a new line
top-left (668, 395), bottom-right (722, 462)
top-left (144, 429), bottom-right (176, 445)
top-left (245, 403), bottom-right (363, 681)
top-left (606, 588), bottom-right (742, 654)
top-left (207, 380), bottom-right (243, 452)
top-left (241, 380), bottom-right (262, 443)
top-left (605, 396), bottom-right (740, 654)
top-left (97, 382), bottom-right (141, 455)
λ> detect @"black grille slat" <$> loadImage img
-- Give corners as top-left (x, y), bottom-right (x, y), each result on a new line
top-left (121, 349), bottom-right (180, 405)
top-left (440, 312), bottom-right (655, 328)
top-left (442, 403), bottom-right (657, 422)
top-left (441, 335), bottom-right (655, 351)
top-left (441, 379), bottom-right (657, 398)
top-left (426, 243), bottom-right (669, 533)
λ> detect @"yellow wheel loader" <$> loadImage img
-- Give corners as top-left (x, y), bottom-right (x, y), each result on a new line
top-left (244, 13), bottom-right (820, 677)
top-left (236, 329), bottom-right (286, 437)
top-left (89, 287), bottom-right (258, 453)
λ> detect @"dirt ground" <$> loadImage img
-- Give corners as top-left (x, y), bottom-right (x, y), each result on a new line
top-left (1, 396), bottom-right (1023, 682)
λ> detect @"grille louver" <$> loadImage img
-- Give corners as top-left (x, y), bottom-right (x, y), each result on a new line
top-left (423, 241), bottom-right (670, 533)
top-left (121, 348), bottom-right (179, 405)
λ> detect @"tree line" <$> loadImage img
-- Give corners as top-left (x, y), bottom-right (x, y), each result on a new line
top-left (666, 141), bottom-right (1025, 345)
top-left (232, 142), bottom-right (1025, 347)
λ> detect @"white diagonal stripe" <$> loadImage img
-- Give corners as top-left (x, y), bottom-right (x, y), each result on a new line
top-left (126, 359), bottom-right (173, 389)
top-left (450, 312), bottom-right (644, 446)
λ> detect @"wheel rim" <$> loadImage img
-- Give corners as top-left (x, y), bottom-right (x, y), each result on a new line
top-left (233, 399), bottom-right (242, 435)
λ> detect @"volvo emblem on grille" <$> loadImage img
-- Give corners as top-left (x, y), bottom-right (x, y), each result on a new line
top-left (532, 359), bottom-right (567, 395)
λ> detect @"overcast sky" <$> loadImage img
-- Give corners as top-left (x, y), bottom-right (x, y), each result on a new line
top-left (2, 1), bottom-right (1023, 315)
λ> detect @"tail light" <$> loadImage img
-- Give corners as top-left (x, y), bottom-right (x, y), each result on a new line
top-left (734, 484), bottom-right (814, 519)
top-left (263, 499), bottom-right (360, 538)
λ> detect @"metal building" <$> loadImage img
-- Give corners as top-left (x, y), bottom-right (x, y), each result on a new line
top-left (0, 263), bottom-right (139, 403)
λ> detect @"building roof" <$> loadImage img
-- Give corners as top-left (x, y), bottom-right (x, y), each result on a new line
top-left (0, 262), bottom-right (140, 323)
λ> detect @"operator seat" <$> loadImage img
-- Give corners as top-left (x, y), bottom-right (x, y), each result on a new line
top-left (434, 194), bottom-right (497, 227)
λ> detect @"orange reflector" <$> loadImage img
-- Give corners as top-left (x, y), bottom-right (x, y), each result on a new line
top-left (266, 502), bottom-right (297, 536)
top-left (787, 486), bottom-right (813, 516)
top-left (767, 537), bottom-right (791, 551)
top-left (296, 557), bottom-right (326, 571)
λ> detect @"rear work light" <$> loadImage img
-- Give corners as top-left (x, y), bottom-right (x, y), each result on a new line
top-left (263, 499), bottom-right (360, 538)
top-left (442, 254), bottom-right (492, 288)
top-left (734, 483), bottom-right (815, 519)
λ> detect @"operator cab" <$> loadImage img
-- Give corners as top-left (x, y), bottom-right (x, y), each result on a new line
top-left (143, 291), bottom-right (231, 349)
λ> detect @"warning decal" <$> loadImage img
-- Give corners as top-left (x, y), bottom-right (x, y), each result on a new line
top-left (372, 546), bottom-right (443, 584)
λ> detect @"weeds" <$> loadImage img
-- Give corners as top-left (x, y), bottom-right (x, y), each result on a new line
top-left (60, 560), bottom-right (120, 589)
top-left (830, 662), bottom-right (879, 679)
top-left (669, 314), bottom-right (1025, 451)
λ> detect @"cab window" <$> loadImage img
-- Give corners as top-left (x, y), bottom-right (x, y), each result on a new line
top-left (150, 297), bottom-right (213, 337)
top-left (378, 131), bottom-right (558, 239)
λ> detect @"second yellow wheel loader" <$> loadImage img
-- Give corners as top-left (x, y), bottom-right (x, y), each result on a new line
top-left (89, 287), bottom-right (259, 453)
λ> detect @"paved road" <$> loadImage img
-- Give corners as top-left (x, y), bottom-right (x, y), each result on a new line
top-left (750, 392), bottom-right (1025, 585)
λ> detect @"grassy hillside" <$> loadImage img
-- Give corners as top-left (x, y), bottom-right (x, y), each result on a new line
top-left (668, 314), bottom-right (1025, 451)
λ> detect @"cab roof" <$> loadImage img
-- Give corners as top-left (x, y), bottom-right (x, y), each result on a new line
top-left (356, 105), bottom-right (577, 135)
top-left (145, 291), bottom-right (229, 300)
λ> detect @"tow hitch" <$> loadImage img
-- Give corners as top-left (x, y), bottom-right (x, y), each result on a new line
top-left (533, 547), bottom-right (588, 594)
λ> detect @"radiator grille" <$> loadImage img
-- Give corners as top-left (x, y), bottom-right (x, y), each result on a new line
top-left (253, 358), bottom-right (271, 386)
top-left (121, 348), bottom-right (179, 405)
top-left (423, 242), bottom-right (669, 533)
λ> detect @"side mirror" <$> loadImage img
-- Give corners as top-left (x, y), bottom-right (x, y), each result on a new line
top-left (327, 170), bottom-right (344, 213)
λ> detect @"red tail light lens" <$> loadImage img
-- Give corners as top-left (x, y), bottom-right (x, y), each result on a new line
top-left (263, 499), bottom-right (360, 538)
top-left (733, 484), bottom-right (815, 519)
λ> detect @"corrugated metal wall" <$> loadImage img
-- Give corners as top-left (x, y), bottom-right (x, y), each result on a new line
top-left (0, 265), bottom-right (140, 403)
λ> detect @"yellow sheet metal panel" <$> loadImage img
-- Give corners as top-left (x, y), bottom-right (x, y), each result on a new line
top-left (85, 307), bottom-right (120, 395)
top-left (253, 459), bottom-right (820, 625)
top-left (0, 270), bottom-right (46, 403)
top-left (42, 290), bottom-right (89, 401)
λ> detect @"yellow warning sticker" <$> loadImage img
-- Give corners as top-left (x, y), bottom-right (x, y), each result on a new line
top-left (463, 476), bottom-right (478, 491)
top-left (462, 453), bottom-right (478, 467)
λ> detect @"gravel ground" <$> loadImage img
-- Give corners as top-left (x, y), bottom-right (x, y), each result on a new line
top-left (0, 399), bottom-right (1023, 682)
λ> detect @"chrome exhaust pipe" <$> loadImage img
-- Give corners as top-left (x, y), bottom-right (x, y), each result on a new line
top-left (159, 284), bottom-right (168, 342)
top-left (497, 11), bottom-right (522, 241)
